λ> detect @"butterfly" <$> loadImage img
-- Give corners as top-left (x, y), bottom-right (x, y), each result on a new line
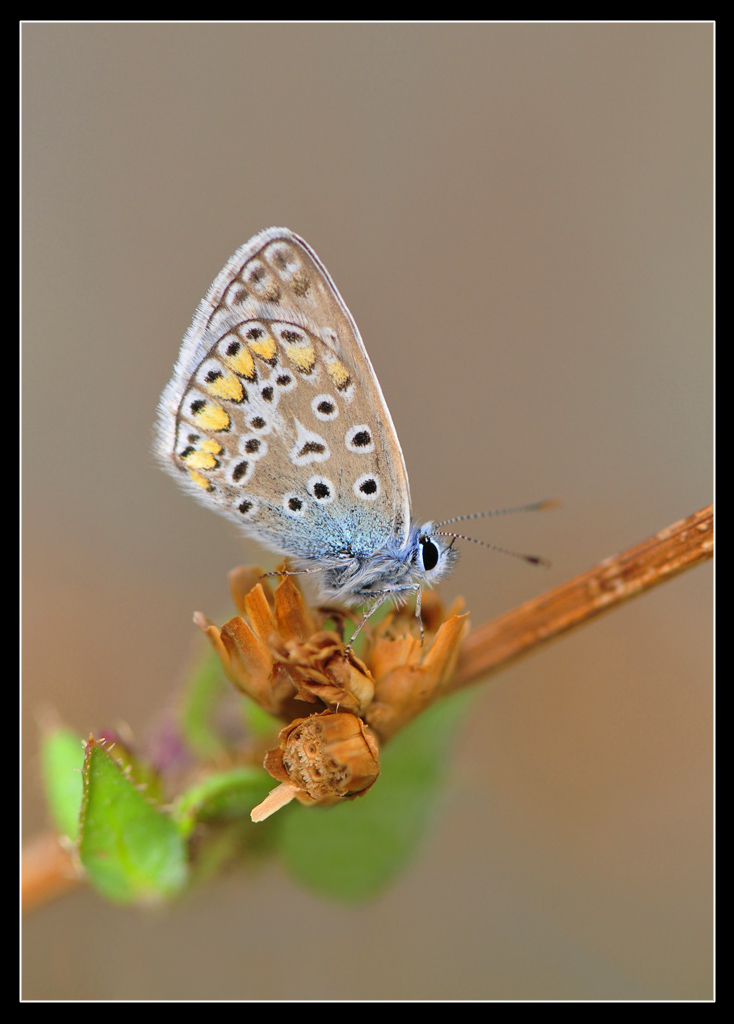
top-left (155, 228), bottom-right (546, 645)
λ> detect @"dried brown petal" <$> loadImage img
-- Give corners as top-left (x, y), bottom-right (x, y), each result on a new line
top-left (364, 611), bottom-right (470, 742)
top-left (275, 632), bottom-right (375, 714)
top-left (198, 570), bottom-right (377, 722)
top-left (228, 566), bottom-right (269, 616)
top-left (273, 573), bottom-right (317, 642)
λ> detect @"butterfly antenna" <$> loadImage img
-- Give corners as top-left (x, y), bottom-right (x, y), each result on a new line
top-left (430, 531), bottom-right (551, 567)
top-left (432, 498), bottom-right (560, 529)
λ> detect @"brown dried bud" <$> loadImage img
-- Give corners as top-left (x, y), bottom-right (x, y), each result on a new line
top-left (273, 630), bottom-right (374, 715)
top-left (195, 566), bottom-right (469, 820)
top-left (252, 711), bottom-right (380, 821)
top-left (194, 568), bottom-right (373, 722)
top-left (363, 591), bottom-right (470, 742)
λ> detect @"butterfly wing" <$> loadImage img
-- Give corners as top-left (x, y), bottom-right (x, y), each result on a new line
top-left (155, 228), bottom-right (412, 562)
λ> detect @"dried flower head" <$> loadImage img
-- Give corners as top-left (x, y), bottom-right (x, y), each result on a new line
top-left (252, 710), bottom-right (381, 821)
top-left (195, 565), bottom-right (469, 819)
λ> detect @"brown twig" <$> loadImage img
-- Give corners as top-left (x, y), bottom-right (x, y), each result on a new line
top-left (23, 505), bottom-right (712, 912)
top-left (452, 504), bottom-right (713, 691)
top-left (21, 832), bottom-right (81, 911)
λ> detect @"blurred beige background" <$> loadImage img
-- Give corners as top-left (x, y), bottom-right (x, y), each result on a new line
top-left (22, 23), bottom-right (712, 1000)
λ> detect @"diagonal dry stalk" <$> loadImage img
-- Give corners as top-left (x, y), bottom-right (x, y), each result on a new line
top-left (452, 504), bottom-right (712, 691)
top-left (22, 504), bottom-right (712, 912)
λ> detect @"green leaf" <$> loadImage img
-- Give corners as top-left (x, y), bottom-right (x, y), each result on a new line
top-left (40, 727), bottom-right (84, 841)
top-left (78, 738), bottom-right (188, 904)
top-left (241, 698), bottom-right (281, 741)
top-left (171, 766), bottom-right (280, 881)
top-left (279, 689), bottom-right (475, 902)
top-left (179, 646), bottom-right (230, 758)
top-left (172, 766), bottom-right (274, 836)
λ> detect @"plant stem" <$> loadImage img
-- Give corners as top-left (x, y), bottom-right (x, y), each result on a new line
top-left (23, 504), bottom-right (712, 912)
top-left (452, 504), bottom-right (713, 691)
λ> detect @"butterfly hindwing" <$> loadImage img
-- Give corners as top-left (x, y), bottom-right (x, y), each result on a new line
top-left (155, 228), bottom-right (412, 561)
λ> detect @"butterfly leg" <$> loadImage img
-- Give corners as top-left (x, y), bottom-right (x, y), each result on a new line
top-left (344, 592), bottom-right (395, 656)
top-left (413, 583), bottom-right (424, 646)
top-left (259, 565), bottom-right (324, 584)
top-left (344, 584), bottom-right (424, 656)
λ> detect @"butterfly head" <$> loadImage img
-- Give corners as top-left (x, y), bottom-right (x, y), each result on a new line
top-left (411, 521), bottom-right (460, 587)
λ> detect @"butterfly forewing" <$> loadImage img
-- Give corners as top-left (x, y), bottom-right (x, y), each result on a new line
top-left (155, 228), bottom-right (412, 562)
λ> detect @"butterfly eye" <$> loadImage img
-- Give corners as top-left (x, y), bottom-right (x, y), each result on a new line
top-left (419, 536), bottom-right (440, 572)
